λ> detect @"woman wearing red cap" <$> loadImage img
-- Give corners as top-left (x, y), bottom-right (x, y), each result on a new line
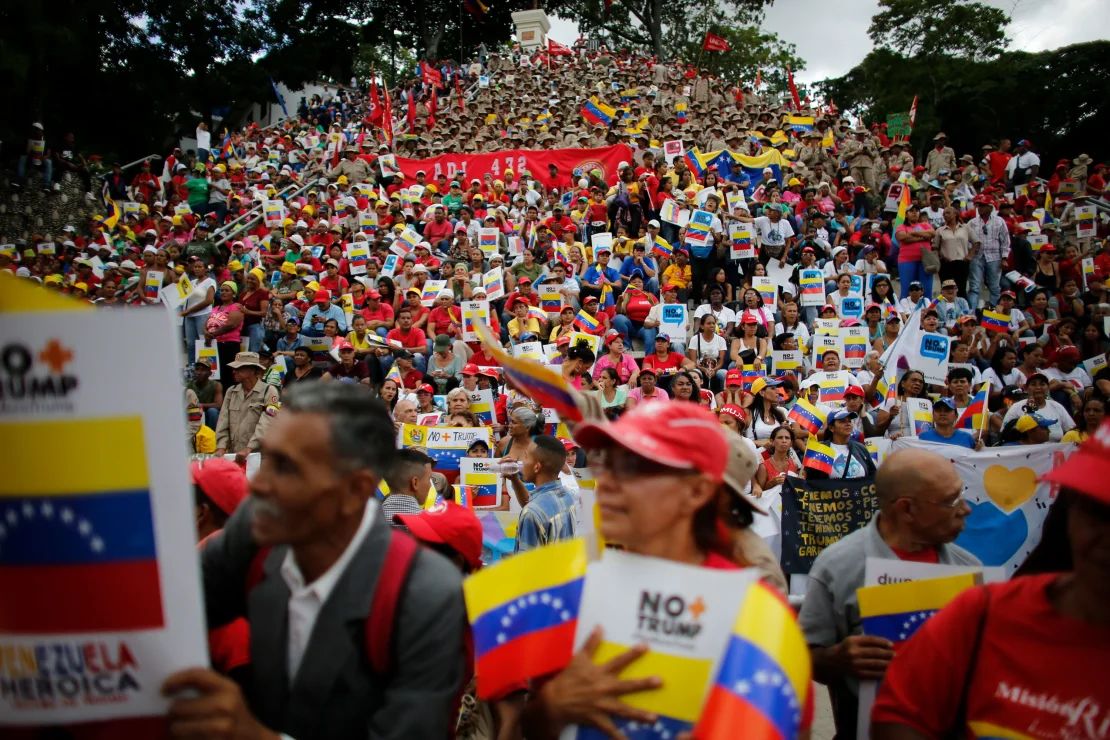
top-left (872, 421), bottom-right (1110, 739)
top-left (522, 402), bottom-right (811, 737)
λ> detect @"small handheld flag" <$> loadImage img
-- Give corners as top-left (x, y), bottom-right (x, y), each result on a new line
top-left (574, 309), bottom-right (601, 333)
top-left (788, 398), bottom-right (827, 435)
top-left (981, 309), bottom-right (1010, 333)
top-left (803, 437), bottom-right (835, 475)
top-left (957, 381), bottom-right (990, 432)
top-left (463, 539), bottom-right (587, 699)
top-left (857, 573), bottom-right (979, 645)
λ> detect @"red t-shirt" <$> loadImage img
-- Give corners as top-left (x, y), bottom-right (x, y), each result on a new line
top-left (642, 351), bottom-right (686, 376)
top-left (423, 218), bottom-right (454, 244)
top-left (386, 326), bottom-right (427, 351)
top-left (889, 545), bottom-right (939, 564)
top-left (360, 301), bottom-right (395, 325)
top-left (873, 574), bottom-right (1110, 738)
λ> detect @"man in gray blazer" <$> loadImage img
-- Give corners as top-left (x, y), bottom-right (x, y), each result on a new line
top-left (164, 382), bottom-right (467, 740)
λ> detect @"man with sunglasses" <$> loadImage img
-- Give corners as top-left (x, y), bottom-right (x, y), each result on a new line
top-left (798, 447), bottom-right (980, 738)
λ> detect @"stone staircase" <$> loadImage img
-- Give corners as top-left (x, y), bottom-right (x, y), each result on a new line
top-left (0, 169), bottom-right (106, 244)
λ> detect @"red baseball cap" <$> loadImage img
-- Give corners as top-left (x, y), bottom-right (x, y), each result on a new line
top-left (367, 289), bottom-right (382, 299)
top-left (845, 385), bottom-right (866, 398)
top-left (191, 458), bottom-right (248, 517)
top-left (394, 500), bottom-right (483, 570)
top-left (462, 363), bottom-right (480, 376)
top-left (574, 400), bottom-right (729, 482)
top-left (725, 368), bottom-right (743, 387)
top-left (417, 383), bottom-right (435, 394)
top-left (314, 289), bottom-right (331, 303)
top-left (1041, 419), bottom-right (1110, 504)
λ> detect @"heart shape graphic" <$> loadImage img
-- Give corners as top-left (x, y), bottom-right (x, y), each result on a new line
top-left (956, 500), bottom-right (1028, 567)
top-left (982, 465), bottom-right (1038, 514)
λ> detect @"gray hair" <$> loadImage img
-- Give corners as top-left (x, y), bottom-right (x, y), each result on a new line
top-left (281, 381), bottom-right (395, 475)
top-left (446, 387), bottom-right (470, 404)
top-left (511, 406), bottom-right (539, 430)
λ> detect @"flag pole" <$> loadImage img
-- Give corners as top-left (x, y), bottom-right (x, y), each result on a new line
top-left (695, 24), bottom-right (711, 70)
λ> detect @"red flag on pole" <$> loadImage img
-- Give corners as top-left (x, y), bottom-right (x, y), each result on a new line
top-left (455, 76), bottom-right (465, 113)
top-left (702, 32), bottom-right (730, 52)
top-left (420, 61), bottom-right (443, 88)
top-left (427, 89), bottom-right (437, 131)
top-left (407, 89), bottom-right (417, 133)
top-left (908, 94), bottom-right (919, 128)
top-left (786, 65), bottom-right (801, 111)
top-left (547, 38), bottom-right (574, 56)
top-left (368, 76), bottom-right (383, 126)
top-left (382, 86), bottom-right (394, 145)
top-left (754, 69), bottom-right (762, 89)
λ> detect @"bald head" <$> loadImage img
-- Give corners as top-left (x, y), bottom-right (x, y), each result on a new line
top-left (876, 448), bottom-right (960, 510)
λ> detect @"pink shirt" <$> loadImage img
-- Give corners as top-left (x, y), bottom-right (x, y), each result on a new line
top-left (594, 352), bottom-right (639, 384)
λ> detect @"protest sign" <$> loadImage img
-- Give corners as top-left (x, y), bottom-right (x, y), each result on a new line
top-left (1075, 205), bottom-right (1096, 239)
top-left (902, 397), bottom-right (934, 436)
top-left (908, 331), bottom-right (950, 385)
top-left (458, 457), bottom-right (502, 508)
top-left (417, 412), bottom-right (442, 426)
top-left (810, 333), bottom-right (843, 371)
top-left (842, 325), bottom-right (869, 368)
top-left (727, 222), bottom-right (755, 260)
top-left (885, 112), bottom-right (910, 137)
top-left (0, 276), bottom-right (208, 724)
top-left (1084, 352), bottom-right (1107, 379)
top-left (466, 387), bottom-right (495, 424)
top-left (772, 349), bottom-right (802, 373)
top-left (779, 477), bottom-right (879, 575)
top-left (798, 269), bottom-right (825, 307)
top-left (684, 209), bottom-right (713, 247)
top-left (1081, 257), bottom-right (1096, 290)
top-left (725, 190), bottom-right (746, 215)
top-left (513, 341), bottom-right (544, 361)
top-left (420, 279), bottom-right (448, 306)
top-left (663, 139), bottom-right (684, 165)
top-left (378, 153), bottom-right (399, 177)
top-left (357, 209), bottom-right (377, 233)
top-left (766, 259), bottom-right (795, 296)
top-left (659, 303), bottom-right (688, 340)
top-left (478, 228), bottom-right (500, 256)
top-left (194, 340), bottom-right (220, 380)
top-left (590, 232), bottom-right (613, 255)
top-left (892, 439), bottom-right (1073, 572)
top-left (884, 182), bottom-right (907, 212)
top-left (840, 295), bottom-right (864, 320)
top-left (37, 241), bottom-right (55, 256)
top-left (659, 199), bottom-right (683, 225)
top-left (569, 331), bottom-right (601, 361)
top-left (346, 243), bottom-right (370, 275)
top-left (482, 267), bottom-right (505, 300)
top-left (567, 550), bottom-right (757, 739)
top-left (143, 270), bottom-right (163, 301)
top-left (391, 228), bottom-right (421, 256)
top-left (399, 424), bottom-right (492, 472)
top-left (461, 300), bottom-right (490, 342)
top-left (381, 254), bottom-right (399, 278)
top-left (752, 276), bottom-right (777, 308)
top-left (262, 199), bottom-right (284, 227)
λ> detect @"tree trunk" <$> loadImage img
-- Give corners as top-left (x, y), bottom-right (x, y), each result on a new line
top-left (650, 0), bottom-right (664, 58)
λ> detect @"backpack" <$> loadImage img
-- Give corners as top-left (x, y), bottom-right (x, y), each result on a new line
top-left (244, 529), bottom-right (419, 674)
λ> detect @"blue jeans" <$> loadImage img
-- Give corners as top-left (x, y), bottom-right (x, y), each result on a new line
top-left (183, 314), bottom-right (207, 356)
top-left (611, 315), bottom-right (655, 347)
top-left (967, 255), bottom-right (1002, 309)
top-left (897, 261), bottom-right (932, 298)
top-left (246, 323), bottom-right (265, 352)
top-left (380, 353), bottom-right (427, 374)
top-left (17, 156), bottom-right (53, 188)
top-left (204, 407), bottom-right (220, 429)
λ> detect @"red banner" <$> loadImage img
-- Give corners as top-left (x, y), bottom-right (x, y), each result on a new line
top-left (392, 144), bottom-right (635, 189)
top-left (702, 32), bottom-right (730, 52)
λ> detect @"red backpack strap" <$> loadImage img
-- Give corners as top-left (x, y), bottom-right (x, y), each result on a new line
top-left (365, 531), bottom-right (420, 675)
top-left (245, 546), bottom-right (273, 593)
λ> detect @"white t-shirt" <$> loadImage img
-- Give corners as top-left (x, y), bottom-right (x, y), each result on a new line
top-left (754, 216), bottom-right (795, 247)
top-left (196, 127), bottom-right (211, 152)
top-left (1002, 398), bottom-right (1075, 442)
top-left (774, 320), bottom-right (811, 348)
top-left (693, 304), bottom-right (737, 328)
top-left (184, 277), bottom-right (216, 317)
top-left (690, 332), bottom-right (727, 363)
top-left (982, 366), bottom-right (1022, 392)
top-left (1043, 366), bottom-right (1093, 391)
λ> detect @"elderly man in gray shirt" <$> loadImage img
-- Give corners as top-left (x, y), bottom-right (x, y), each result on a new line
top-left (798, 448), bottom-right (981, 738)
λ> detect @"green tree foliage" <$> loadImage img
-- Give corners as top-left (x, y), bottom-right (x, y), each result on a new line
top-left (868, 0), bottom-right (1009, 60)
top-left (673, 22), bottom-right (804, 96)
top-left (818, 41), bottom-right (1110, 165)
top-left (561, 0), bottom-right (771, 60)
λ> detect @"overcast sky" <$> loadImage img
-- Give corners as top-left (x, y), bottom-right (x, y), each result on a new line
top-left (548, 0), bottom-right (1110, 84)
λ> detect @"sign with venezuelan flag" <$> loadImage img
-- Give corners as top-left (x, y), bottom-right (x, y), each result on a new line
top-left (398, 424), bottom-right (492, 472)
top-left (0, 275), bottom-right (207, 724)
top-left (566, 550), bottom-right (757, 739)
top-left (458, 456), bottom-right (502, 508)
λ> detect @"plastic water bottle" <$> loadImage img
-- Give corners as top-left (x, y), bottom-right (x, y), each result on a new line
top-left (496, 461), bottom-right (522, 476)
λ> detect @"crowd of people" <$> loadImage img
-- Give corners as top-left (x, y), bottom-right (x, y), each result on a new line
top-left (5, 41), bottom-right (1110, 740)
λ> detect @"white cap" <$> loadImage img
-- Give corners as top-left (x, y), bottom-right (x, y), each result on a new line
top-left (289, 234), bottom-right (305, 246)
top-left (120, 260), bottom-right (138, 270)
top-left (648, 219), bottom-right (661, 228)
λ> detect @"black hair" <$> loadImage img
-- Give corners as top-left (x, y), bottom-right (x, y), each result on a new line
top-left (532, 434), bottom-right (569, 474)
top-left (193, 484), bottom-right (231, 528)
top-left (567, 340), bottom-right (595, 366)
top-left (946, 366), bottom-right (974, 383)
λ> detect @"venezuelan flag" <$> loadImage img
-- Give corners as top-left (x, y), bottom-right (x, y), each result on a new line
top-left (675, 101), bottom-right (687, 123)
top-left (580, 97), bottom-right (616, 127)
top-left (755, 280), bottom-right (777, 307)
top-left (474, 319), bottom-right (584, 422)
top-left (652, 234), bottom-right (674, 258)
top-left (872, 369), bottom-right (898, 408)
top-left (784, 115), bottom-right (815, 132)
top-left (911, 403), bottom-right (934, 436)
top-left (803, 437), bottom-right (835, 475)
top-left (460, 470), bottom-right (499, 507)
top-left (818, 377), bottom-right (846, 404)
top-left (957, 382), bottom-right (990, 431)
top-left (981, 309), bottom-right (1010, 333)
top-left (468, 397), bottom-right (495, 425)
top-left (683, 148), bottom-right (705, 178)
top-left (843, 333), bottom-right (867, 363)
top-left (97, 194), bottom-right (122, 232)
top-left (554, 244), bottom-right (571, 269)
top-left (528, 305), bottom-right (549, 323)
top-left (695, 582), bottom-right (811, 740)
top-left (574, 309), bottom-right (601, 333)
top-left (788, 398), bottom-right (827, 434)
top-left (599, 283), bottom-right (615, 309)
top-left (385, 363), bottom-right (403, 384)
top-left (858, 573), bottom-right (980, 645)
top-left (464, 539), bottom-right (587, 699)
top-left (742, 364), bottom-right (763, 391)
top-left (0, 418), bottom-right (164, 633)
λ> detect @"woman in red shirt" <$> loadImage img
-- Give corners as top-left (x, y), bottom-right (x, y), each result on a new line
top-left (612, 273), bottom-right (658, 344)
top-left (641, 333), bottom-right (693, 385)
top-left (238, 269), bottom-right (270, 352)
top-left (522, 403), bottom-right (812, 738)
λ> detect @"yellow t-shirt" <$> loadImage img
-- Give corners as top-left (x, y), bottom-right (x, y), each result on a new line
top-left (662, 264), bottom-right (692, 289)
top-left (347, 331), bottom-right (377, 350)
top-left (507, 316), bottom-right (541, 338)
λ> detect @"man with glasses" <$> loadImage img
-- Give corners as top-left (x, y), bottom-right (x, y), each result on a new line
top-left (798, 448), bottom-right (980, 738)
